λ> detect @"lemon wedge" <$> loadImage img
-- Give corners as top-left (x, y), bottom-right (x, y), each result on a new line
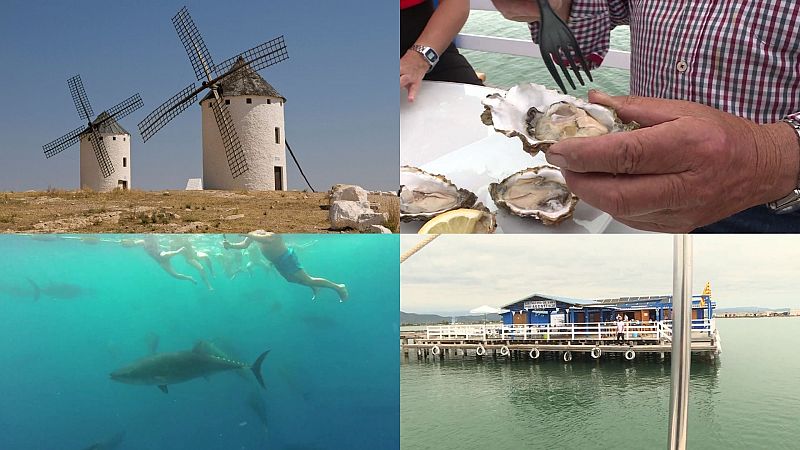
top-left (418, 208), bottom-right (495, 234)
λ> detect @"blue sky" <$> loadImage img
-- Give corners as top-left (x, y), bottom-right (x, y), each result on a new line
top-left (0, 0), bottom-right (398, 191)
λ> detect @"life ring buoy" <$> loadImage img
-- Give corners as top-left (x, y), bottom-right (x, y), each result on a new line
top-left (529, 348), bottom-right (540, 359)
top-left (431, 345), bottom-right (440, 356)
top-left (500, 345), bottom-right (510, 356)
top-left (476, 345), bottom-right (486, 356)
top-left (591, 347), bottom-right (602, 359)
top-left (625, 349), bottom-right (636, 360)
top-left (563, 351), bottom-right (573, 362)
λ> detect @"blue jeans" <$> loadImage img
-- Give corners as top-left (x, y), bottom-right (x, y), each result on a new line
top-left (694, 205), bottom-right (800, 233)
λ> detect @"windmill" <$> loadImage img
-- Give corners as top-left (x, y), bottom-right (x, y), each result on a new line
top-left (43, 75), bottom-right (143, 191)
top-left (138, 6), bottom-right (291, 190)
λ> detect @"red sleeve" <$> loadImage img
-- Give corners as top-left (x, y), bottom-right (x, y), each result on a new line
top-left (400, 0), bottom-right (427, 10)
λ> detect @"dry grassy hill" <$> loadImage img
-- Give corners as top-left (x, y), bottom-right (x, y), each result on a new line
top-left (0, 189), bottom-right (399, 234)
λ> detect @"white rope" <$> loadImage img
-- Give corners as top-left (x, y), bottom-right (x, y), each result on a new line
top-left (400, 234), bottom-right (439, 264)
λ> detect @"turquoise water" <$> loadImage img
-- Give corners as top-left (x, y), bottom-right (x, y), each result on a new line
top-left (0, 234), bottom-right (399, 450)
top-left (461, 11), bottom-right (632, 96)
top-left (401, 318), bottom-right (800, 449)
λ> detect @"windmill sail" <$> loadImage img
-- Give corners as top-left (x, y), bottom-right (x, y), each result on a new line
top-left (138, 7), bottom-right (289, 179)
top-left (43, 75), bottom-right (142, 178)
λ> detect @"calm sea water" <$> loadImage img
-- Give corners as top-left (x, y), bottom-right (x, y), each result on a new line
top-left (0, 234), bottom-right (399, 450)
top-left (401, 318), bottom-right (800, 450)
top-left (461, 11), bottom-right (632, 96)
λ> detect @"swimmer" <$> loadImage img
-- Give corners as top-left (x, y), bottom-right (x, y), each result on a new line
top-left (121, 236), bottom-right (197, 285)
top-left (170, 236), bottom-right (214, 291)
top-left (216, 249), bottom-right (246, 280)
top-left (245, 245), bottom-right (272, 276)
top-left (223, 231), bottom-right (348, 302)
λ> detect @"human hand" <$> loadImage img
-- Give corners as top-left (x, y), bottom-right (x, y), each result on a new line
top-left (545, 91), bottom-right (800, 232)
top-left (491, 0), bottom-right (570, 22)
top-left (400, 49), bottom-right (430, 102)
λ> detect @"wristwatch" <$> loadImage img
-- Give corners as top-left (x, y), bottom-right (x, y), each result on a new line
top-left (411, 44), bottom-right (439, 73)
top-left (767, 117), bottom-right (800, 214)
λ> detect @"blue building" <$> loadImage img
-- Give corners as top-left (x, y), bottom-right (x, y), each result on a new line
top-left (500, 285), bottom-right (715, 326)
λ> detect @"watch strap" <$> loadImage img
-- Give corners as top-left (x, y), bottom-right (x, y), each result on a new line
top-left (767, 117), bottom-right (800, 213)
top-left (410, 44), bottom-right (439, 73)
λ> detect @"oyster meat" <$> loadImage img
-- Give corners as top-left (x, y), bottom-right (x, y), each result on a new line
top-left (489, 166), bottom-right (578, 225)
top-left (400, 166), bottom-right (477, 221)
top-left (481, 82), bottom-right (637, 155)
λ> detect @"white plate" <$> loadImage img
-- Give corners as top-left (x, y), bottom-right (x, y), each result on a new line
top-left (400, 134), bottom-right (613, 234)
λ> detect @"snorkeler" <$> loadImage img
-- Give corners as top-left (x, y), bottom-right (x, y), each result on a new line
top-left (170, 236), bottom-right (214, 291)
top-left (222, 231), bottom-right (349, 302)
top-left (121, 236), bottom-right (197, 285)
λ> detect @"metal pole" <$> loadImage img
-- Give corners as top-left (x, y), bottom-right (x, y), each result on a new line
top-left (668, 235), bottom-right (692, 450)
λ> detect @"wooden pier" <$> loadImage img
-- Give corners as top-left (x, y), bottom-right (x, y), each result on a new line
top-left (401, 320), bottom-right (721, 362)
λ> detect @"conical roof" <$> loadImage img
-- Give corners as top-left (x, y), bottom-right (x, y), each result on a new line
top-left (79, 111), bottom-right (130, 136)
top-left (202, 57), bottom-right (286, 102)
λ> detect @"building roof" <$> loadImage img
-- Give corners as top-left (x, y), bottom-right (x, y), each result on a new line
top-left (79, 111), bottom-right (130, 136)
top-left (202, 57), bottom-right (286, 102)
top-left (501, 293), bottom-right (596, 309)
top-left (502, 293), bottom-right (712, 310)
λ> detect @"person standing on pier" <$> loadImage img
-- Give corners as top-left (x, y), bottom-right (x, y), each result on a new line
top-left (615, 316), bottom-right (625, 344)
top-left (222, 231), bottom-right (349, 302)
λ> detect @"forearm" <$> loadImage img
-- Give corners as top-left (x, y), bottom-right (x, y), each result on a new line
top-left (225, 238), bottom-right (251, 249)
top-left (413, 0), bottom-right (470, 55)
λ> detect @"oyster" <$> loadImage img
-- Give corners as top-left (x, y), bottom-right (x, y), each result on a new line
top-left (400, 166), bottom-right (477, 221)
top-left (489, 166), bottom-right (578, 225)
top-left (481, 83), bottom-right (637, 155)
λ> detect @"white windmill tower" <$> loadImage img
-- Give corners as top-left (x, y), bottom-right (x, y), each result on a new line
top-left (200, 58), bottom-right (287, 190)
top-left (43, 75), bottom-right (142, 191)
top-left (79, 113), bottom-right (133, 190)
top-left (138, 7), bottom-right (290, 191)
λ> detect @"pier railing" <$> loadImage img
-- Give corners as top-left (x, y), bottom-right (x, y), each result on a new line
top-left (425, 320), bottom-right (715, 342)
top-left (456, 0), bottom-right (632, 71)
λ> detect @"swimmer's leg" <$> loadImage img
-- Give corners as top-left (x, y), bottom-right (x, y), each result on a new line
top-left (188, 259), bottom-right (213, 291)
top-left (159, 262), bottom-right (197, 285)
top-left (288, 270), bottom-right (348, 302)
top-left (198, 253), bottom-right (214, 276)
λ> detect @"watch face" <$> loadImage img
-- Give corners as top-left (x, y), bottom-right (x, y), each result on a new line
top-left (424, 49), bottom-right (436, 62)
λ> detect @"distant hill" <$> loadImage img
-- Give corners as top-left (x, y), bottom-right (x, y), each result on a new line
top-left (716, 306), bottom-right (790, 314)
top-left (401, 311), bottom-right (502, 325)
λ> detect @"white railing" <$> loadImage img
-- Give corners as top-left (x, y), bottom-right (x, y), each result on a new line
top-left (426, 319), bottom-right (715, 342)
top-left (456, 0), bottom-right (632, 70)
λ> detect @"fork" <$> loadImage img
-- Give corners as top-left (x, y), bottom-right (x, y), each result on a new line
top-left (536, 0), bottom-right (593, 93)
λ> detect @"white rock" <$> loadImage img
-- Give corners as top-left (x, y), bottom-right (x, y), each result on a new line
top-left (329, 200), bottom-right (367, 230)
top-left (364, 224), bottom-right (392, 234)
top-left (330, 184), bottom-right (369, 203)
top-left (355, 212), bottom-right (389, 232)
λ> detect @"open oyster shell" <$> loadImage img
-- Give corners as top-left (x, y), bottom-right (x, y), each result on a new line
top-left (481, 83), bottom-right (637, 155)
top-left (400, 166), bottom-right (477, 222)
top-left (488, 166), bottom-right (578, 225)
top-left (469, 202), bottom-right (498, 234)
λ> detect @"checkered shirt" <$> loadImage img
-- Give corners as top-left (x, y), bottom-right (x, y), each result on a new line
top-left (528, 1), bottom-right (800, 124)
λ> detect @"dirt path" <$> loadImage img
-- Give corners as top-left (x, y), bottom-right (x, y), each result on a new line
top-left (0, 190), bottom-right (398, 233)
